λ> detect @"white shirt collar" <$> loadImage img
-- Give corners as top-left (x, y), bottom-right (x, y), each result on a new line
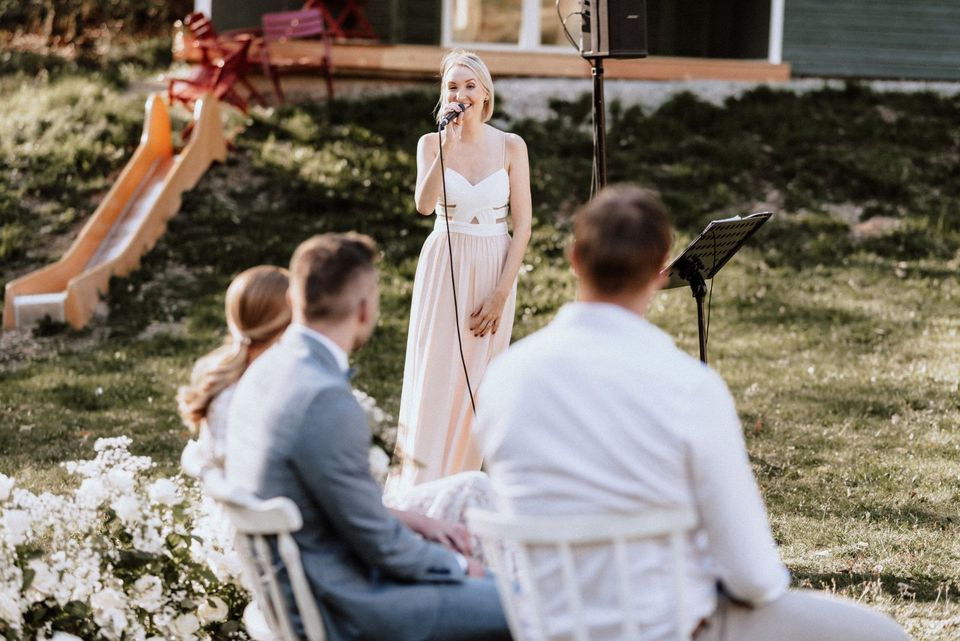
top-left (291, 324), bottom-right (350, 373)
top-left (555, 301), bottom-right (650, 328)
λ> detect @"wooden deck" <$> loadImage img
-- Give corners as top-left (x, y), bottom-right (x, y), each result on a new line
top-left (176, 40), bottom-right (791, 83)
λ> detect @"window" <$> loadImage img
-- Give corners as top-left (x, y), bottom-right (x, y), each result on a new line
top-left (542, 0), bottom-right (581, 47)
top-left (450, 0), bottom-right (522, 44)
top-left (443, 0), bottom-right (583, 52)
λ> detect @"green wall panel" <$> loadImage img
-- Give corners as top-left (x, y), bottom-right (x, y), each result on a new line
top-left (784, 0), bottom-right (960, 80)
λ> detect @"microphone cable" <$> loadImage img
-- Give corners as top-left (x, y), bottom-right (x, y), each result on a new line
top-left (436, 114), bottom-right (478, 415)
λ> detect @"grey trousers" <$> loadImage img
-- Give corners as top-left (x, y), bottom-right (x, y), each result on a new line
top-left (694, 589), bottom-right (910, 641)
top-left (429, 576), bottom-right (513, 641)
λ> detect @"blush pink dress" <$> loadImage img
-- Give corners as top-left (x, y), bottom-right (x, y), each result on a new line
top-left (387, 133), bottom-right (516, 494)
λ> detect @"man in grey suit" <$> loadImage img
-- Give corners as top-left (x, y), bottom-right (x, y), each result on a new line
top-left (226, 233), bottom-right (511, 641)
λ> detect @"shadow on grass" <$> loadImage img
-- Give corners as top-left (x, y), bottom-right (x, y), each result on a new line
top-left (859, 503), bottom-right (956, 530)
top-left (792, 570), bottom-right (958, 602)
top-left (733, 296), bottom-right (872, 331)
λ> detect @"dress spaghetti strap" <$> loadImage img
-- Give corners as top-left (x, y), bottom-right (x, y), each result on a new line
top-left (501, 131), bottom-right (507, 169)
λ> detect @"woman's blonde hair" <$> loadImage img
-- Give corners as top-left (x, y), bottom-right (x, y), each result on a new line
top-left (435, 49), bottom-right (495, 125)
top-left (177, 265), bottom-right (291, 433)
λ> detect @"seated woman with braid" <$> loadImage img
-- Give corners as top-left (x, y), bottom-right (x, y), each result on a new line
top-left (178, 265), bottom-right (291, 469)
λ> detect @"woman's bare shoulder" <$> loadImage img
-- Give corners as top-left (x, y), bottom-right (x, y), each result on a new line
top-left (504, 132), bottom-right (528, 166)
top-left (504, 131), bottom-right (527, 148)
top-left (484, 125), bottom-right (526, 152)
top-left (419, 132), bottom-right (440, 148)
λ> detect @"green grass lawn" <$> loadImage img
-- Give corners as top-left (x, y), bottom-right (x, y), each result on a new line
top-left (1, 66), bottom-right (960, 639)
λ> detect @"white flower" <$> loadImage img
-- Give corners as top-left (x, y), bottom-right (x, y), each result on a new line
top-left (0, 474), bottom-right (14, 502)
top-left (91, 587), bottom-right (128, 637)
top-left (132, 574), bottom-right (164, 612)
top-left (77, 477), bottom-right (108, 508)
top-left (106, 468), bottom-right (135, 493)
top-left (148, 478), bottom-right (182, 506)
top-left (1, 509), bottom-right (31, 546)
top-left (94, 436), bottom-right (133, 452)
top-left (26, 558), bottom-right (58, 598)
top-left (353, 389), bottom-right (395, 429)
top-left (0, 591), bottom-right (21, 629)
top-left (51, 633), bottom-right (84, 641)
top-left (111, 495), bottom-right (140, 523)
top-left (168, 612), bottom-right (201, 640)
top-left (180, 440), bottom-right (209, 478)
top-left (368, 446), bottom-right (390, 485)
top-left (197, 596), bottom-right (229, 624)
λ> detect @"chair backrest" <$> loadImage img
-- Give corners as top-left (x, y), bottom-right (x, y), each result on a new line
top-left (184, 11), bottom-right (217, 41)
top-left (467, 508), bottom-right (698, 641)
top-left (262, 9), bottom-right (327, 42)
top-left (213, 36), bottom-right (253, 83)
top-left (201, 470), bottom-right (326, 641)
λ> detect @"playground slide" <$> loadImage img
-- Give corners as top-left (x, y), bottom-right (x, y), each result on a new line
top-left (3, 93), bottom-right (227, 330)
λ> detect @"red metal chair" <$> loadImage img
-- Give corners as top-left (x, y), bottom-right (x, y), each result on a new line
top-left (181, 11), bottom-right (264, 59)
top-left (183, 11), bottom-right (218, 42)
top-left (177, 12), bottom-right (267, 109)
top-left (261, 9), bottom-right (335, 103)
top-left (168, 35), bottom-right (265, 137)
top-left (300, 1), bottom-right (345, 40)
top-left (303, 0), bottom-right (377, 41)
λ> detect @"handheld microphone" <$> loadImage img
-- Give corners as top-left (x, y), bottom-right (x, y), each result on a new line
top-left (439, 103), bottom-right (469, 130)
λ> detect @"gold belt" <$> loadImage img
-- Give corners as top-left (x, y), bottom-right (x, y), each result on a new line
top-left (439, 214), bottom-right (508, 224)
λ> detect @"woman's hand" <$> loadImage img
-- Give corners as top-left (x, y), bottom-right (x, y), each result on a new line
top-left (469, 290), bottom-right (507, 337)
top-left (439, 105), bottom-right (465, 153)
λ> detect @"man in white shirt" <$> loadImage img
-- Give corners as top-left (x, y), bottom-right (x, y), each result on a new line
top-left (474, 185), bottom-right (908, 641)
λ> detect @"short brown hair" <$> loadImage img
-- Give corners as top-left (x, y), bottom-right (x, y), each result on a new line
top-left (290, 233), bottom-right (378, 322)
top-left (572, 185), bottom-right (672, 295)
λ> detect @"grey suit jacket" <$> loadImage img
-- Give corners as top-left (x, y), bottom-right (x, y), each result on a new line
top-left (226, 325), bottom-right (465, 641)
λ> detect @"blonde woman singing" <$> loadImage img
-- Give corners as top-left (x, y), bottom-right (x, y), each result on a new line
top-left (388, 50), bottom-right (532, 495)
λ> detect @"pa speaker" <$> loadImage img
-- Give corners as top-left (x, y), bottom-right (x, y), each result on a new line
top-left (580, 0), bottom-right (648, 59)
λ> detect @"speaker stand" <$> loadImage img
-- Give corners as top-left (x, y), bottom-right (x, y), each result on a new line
top-left (590, 57), bottom-right (607, 189)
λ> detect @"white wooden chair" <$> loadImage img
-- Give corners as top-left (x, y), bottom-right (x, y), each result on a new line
top-left (467, 508), bottom-right (698, 641)
top-left (196, 462), bottom-right (327, 641)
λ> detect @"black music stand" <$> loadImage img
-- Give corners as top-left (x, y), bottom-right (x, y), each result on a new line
top-left (662, 212), bottom-right (773, 363)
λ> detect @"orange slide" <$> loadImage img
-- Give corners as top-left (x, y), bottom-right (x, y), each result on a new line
top-left (3, 93), bottom-right (227, 331)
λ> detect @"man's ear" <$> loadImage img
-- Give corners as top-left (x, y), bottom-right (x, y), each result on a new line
top-left (286, 289), bottom-right (298, 321)
top-left (567, 243), bottom-right (581, 277)
top-left (654, 250), bottom-right (671, 290)
top-left (356, 296), bottom-right (369, 325)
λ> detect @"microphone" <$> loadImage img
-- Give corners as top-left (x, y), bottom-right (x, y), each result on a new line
top-left (439, 103), bottom-right (469, 130)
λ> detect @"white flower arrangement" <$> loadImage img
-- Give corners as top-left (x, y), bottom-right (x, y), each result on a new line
top-left (1, 390), bottom-right (398, 640)
top-left (0, 437), bottom-right (249, 640)
top-left (352, 388), bottom-right (397, 486)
